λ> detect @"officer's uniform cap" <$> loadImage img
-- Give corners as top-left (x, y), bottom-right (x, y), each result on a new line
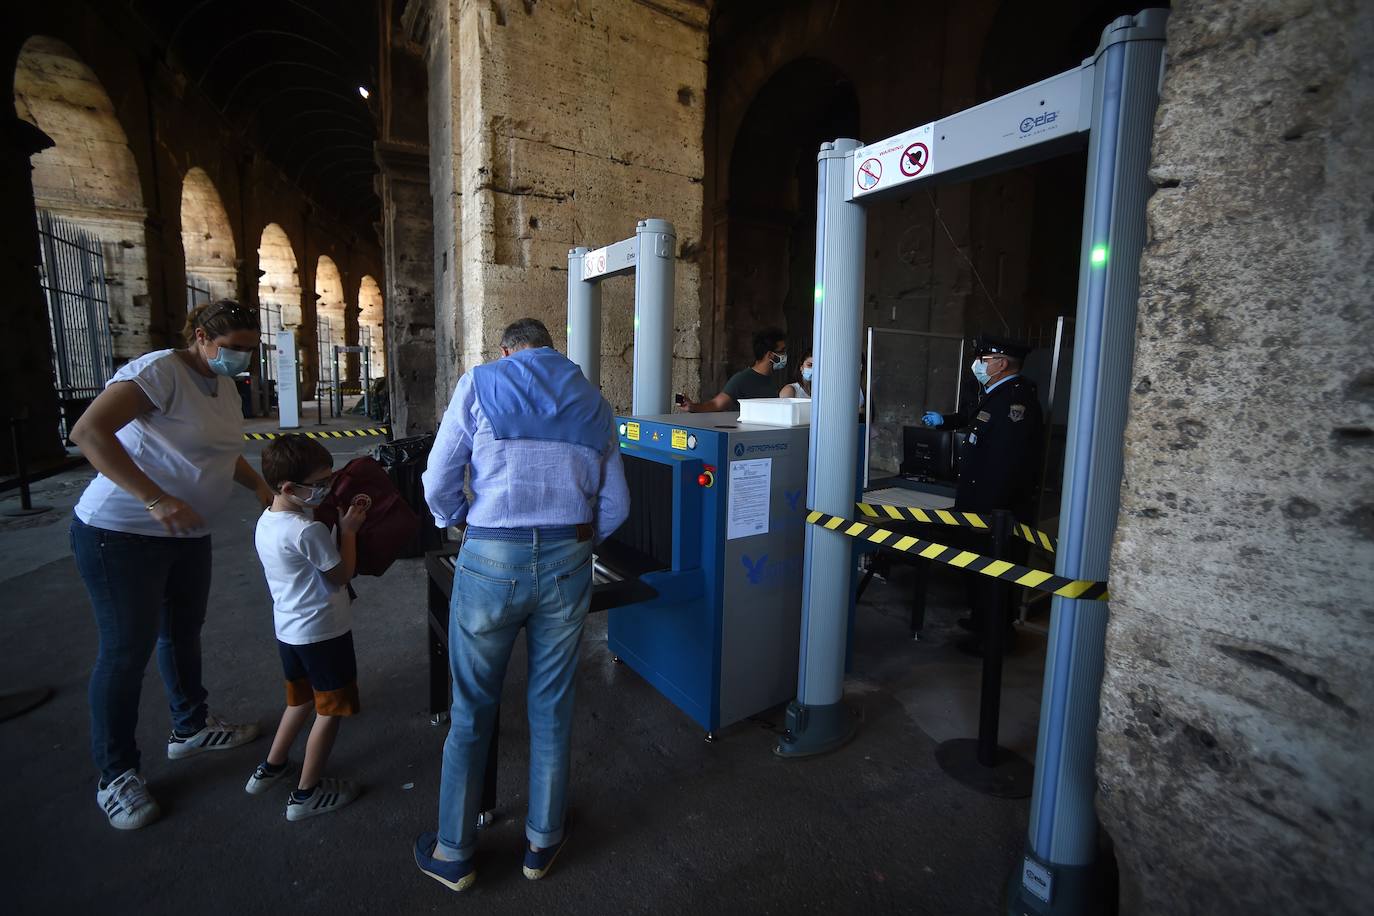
top-left (972, 336), bottom-right (1032, 359)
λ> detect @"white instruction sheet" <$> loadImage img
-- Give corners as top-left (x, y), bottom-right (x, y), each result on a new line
top-left (727, 458), bottom-right (772, 540)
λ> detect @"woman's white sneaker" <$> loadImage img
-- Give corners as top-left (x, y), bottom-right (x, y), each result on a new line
top-left (167, 713), bottom-right (260, 759)
top-left (285, 777), bottom-right (358, 821)
top-left (97, 769), bottom-right (161, 830)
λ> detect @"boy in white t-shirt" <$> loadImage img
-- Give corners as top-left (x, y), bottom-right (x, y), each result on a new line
top-left (248, 435), bottom-right (369, 821)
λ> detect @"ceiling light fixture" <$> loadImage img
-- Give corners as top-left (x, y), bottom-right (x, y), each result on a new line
top-left (357, 86), bottom-right (371, 99)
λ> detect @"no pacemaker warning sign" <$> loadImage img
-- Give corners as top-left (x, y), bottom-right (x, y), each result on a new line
top-left (852, 121), bottom-right (936, 198)
top-left (900, 141), bottom-right (929, 177)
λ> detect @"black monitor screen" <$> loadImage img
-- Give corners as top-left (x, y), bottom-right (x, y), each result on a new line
top-left (900, 426), bottom-right (956, 482)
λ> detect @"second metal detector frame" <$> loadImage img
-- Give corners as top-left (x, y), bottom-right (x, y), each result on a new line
top-left (567, 219), bottom-right (676, 416)
top-left (776, 11), bottom-right (1170, 916)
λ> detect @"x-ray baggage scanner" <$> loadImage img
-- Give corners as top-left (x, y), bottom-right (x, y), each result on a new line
top-left (568, 220), bottom-right (816, 737)
top-left (779, 12), bottom-right (1169, 916)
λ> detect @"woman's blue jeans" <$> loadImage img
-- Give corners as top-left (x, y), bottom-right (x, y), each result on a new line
top-left (71, 517), bottom-right (212, 782)
top-left (437, 526), bottom-right (594, 858)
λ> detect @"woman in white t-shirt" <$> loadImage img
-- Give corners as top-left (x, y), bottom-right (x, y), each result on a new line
top-left (69, 299), bottom-right (276, 831)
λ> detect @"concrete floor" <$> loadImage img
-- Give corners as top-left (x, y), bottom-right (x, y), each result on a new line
top-left (1, 431), bottom-right (1048, 915)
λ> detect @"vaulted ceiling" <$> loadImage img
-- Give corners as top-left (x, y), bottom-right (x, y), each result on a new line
top-left (132, 0), bottom-right (381, 224)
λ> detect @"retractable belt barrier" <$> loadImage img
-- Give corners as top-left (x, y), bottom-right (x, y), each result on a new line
top-left (856, 501), bottom-right (1057, 553)
top-left (244, 427), bottom-right (390, 442)
top-left (809, 510), bottom-right (1109, 601)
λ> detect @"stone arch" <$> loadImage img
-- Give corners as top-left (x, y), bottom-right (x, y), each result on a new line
top-left (257, 222), bottom-right (301, 333)
top-left (14, 35), bottom-right (152, 360)
top-left (357, 274), bottom-right (384, 377)
top-left (314, 255), bottom-right (345, 385)
top-left (723, 57), bottom-right (859, 374)
top-left (180, 167), bottom-right (237, 309)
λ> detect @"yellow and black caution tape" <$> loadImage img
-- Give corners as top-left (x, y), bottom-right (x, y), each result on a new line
top-left (856, 501), bottom-right (1057, 553)
top-left (809, 509), bottom-right (1107, 601)
top-left (244, 427), bottom-right (390, 442)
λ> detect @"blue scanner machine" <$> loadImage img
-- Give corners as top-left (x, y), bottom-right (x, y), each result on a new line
top-left (598, 411), bottom-right (812, 732)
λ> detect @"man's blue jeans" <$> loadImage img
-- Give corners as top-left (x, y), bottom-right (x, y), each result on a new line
top-left (71, 517), bottom-right (212, 782)
top-left (437, 526), bottom-right (594, 859)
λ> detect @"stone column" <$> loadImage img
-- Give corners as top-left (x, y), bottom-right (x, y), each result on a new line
top-left (376, 142), bottom-right (437, 436)
top-left (1097, 3), bottom-right (1374, 913)
top-left (0, 115), bottom-right (64, 471)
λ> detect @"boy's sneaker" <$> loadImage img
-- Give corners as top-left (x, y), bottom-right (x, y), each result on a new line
top-left (96, 769), bottom-right (161, 831)
top-left (523, 835), bottom-right (567, 880)
top-left (245, 760), bottom-right (297, 795)
top-left (167, 714), bottom-right (260, 760)
top-left (414, 832), bottom-right (476, 892)
top-left (285, 777), bottom-right (358, 821)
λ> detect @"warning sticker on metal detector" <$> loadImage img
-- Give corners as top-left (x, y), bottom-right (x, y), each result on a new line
top-left (852, 121), bottom-right (936, 198)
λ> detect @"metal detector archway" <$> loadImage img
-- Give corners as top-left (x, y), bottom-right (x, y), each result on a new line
top-left (567, 218), bottom-right (676, 415)
top-left (777, 11), bottom-right (1168, 916)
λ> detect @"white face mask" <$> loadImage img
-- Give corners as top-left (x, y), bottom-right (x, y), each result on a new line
top-left (287, 483), bottom-right (329, 508)
top-left (770, 351), bottom-right (788, 372)
top-left (971, 359), bottom-right (991, 386)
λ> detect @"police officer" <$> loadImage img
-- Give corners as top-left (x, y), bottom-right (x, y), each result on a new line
top-left (922, 336), bottom-right (1044, 654)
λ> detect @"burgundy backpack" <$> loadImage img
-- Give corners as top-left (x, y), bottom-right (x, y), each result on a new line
top-left (315, 456), bottom-right (420, 577)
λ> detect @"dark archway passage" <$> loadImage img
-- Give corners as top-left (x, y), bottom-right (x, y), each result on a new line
top-left (722, 59), bottom-right (859, 380)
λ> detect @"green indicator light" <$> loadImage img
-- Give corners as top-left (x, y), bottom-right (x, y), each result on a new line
top-left (634, 316), bottom-right (640, 329)
top-left (1091, 245), bottom-right (1108, 266)
top-left (814, 285), bottom-right (824, 301)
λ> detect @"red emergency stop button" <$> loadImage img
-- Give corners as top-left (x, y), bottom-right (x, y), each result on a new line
top-left (698, 465), bottom-right (716, 488)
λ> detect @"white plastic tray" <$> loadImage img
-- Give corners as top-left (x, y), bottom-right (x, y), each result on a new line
top-left (738, 397), bottom-right (812, 427)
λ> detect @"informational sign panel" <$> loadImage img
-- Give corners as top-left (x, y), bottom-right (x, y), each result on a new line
top-left (276, 330), bottom-right (300, 429)
top-left (852, 122), bottom-right (935, 199)
top-left (727, 458), bottom-right (772, 540)
top-left (851, 65), bottom-right (1089, 200)
top-left (581, 237), bottom-right (637, 280)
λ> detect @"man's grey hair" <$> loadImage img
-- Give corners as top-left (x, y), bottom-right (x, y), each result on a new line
top-left (500, 317), bottom-right (554, 351)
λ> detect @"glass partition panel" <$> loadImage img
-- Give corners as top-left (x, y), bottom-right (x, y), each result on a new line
top-left (864, 328), bottom-right (965, 485)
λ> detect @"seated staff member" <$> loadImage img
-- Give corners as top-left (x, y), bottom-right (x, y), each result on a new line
top-left (779, 349), bottom-right (866, 409)
top-left (677, 327), bottom-right (786, 412)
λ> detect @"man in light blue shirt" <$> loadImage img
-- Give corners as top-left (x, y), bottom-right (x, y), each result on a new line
top-left (414, 318), bottom-right (629, 893)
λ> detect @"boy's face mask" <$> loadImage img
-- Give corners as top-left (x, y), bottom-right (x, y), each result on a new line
top-left (286, 479), bottom-right (331, 508)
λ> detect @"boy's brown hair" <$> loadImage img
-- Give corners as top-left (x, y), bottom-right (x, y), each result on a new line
top-left (260, 435), bottom-right (334, 491)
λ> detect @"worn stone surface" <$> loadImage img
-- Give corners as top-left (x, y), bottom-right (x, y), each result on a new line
top-left (1098, 2), bottom-right (1374, 913)
top-left (424, 0), bottom-right (706, 413)
top-left (378, 144), bottom-right (437, 436)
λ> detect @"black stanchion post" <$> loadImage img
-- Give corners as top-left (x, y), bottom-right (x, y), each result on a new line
top-left (976, 510), bottom-right (1012, 766)
top-left (6, 414), bottom-right (52, 518)
top-left (934, 508), bottom-right (1033, 798)
top-left (910, 557), bottom-right (929, 641)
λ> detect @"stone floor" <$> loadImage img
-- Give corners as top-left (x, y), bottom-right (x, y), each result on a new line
top-left (1, 435), bottom-right (1049, 915)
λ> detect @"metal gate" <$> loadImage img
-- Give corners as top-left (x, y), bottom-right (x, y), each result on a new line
top-left (257, 301), bottom-right (282, 413)
top-left (186, 275), bottom-right (212, 311)
top-left (36, 210), bottom-right (114, 440)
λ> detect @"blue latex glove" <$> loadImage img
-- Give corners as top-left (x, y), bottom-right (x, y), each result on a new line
top-left (922, 411), bottom-right (943, 428)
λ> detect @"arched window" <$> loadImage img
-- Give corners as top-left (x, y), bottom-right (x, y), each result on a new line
top-left (15, 34), bottom-right (151, 396)
top-left (357, 275), bottom-right (384, 377)
top-left (257, 223), bottom-right (301, 334)
top-left (180, 167), bottom-right (237, 308)
top-left (314, 255), bottom-right (345, 387)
